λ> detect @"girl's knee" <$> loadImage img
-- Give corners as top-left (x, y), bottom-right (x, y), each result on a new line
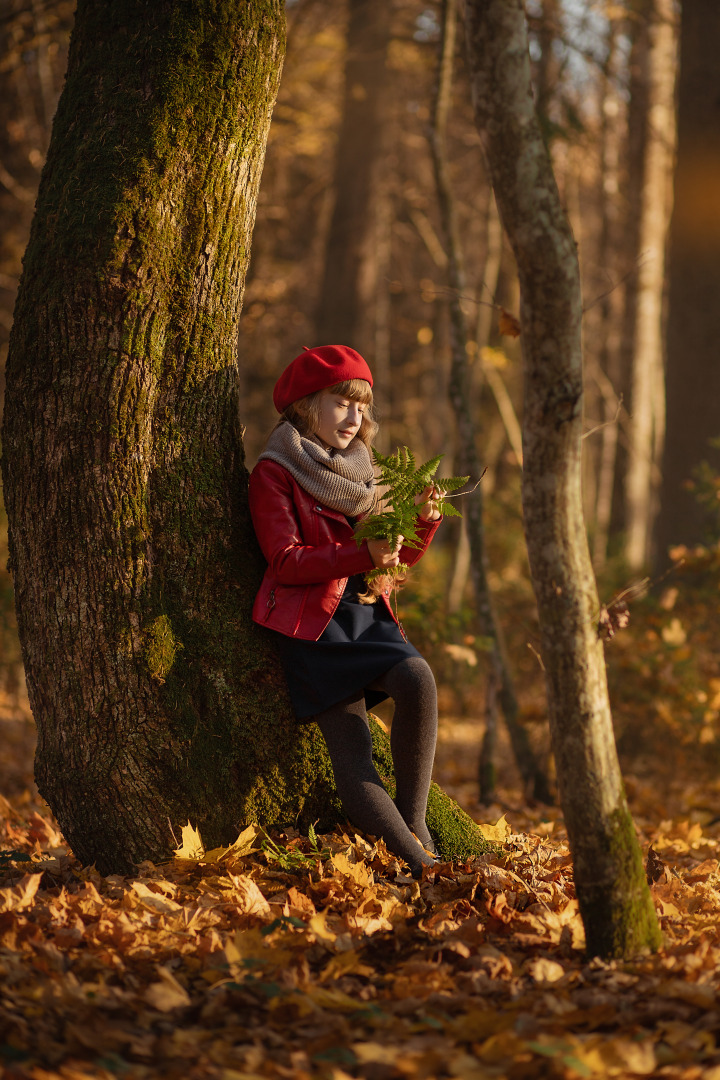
top-left (375, 656), bottom-right (437, 703)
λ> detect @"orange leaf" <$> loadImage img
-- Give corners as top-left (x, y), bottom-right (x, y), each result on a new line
top-left (498, 307), bottom-right (521, 337)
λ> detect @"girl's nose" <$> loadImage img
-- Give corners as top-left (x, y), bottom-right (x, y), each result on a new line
top-left (348, 403), bottom-right (362, 425)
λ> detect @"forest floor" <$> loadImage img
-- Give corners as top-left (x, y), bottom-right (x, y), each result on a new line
top-left (3, 677), bottom-right (720, 1080)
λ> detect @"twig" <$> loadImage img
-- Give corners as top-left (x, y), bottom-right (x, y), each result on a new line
top-left (440, 471), bottom-right (487, 498)
top-left (581, 256), bottom-right (649, 315)
top-left (581, 396), bottom-right (624, 440)
top-left (527, 642), bottom-right (545, 672)
top-left (420, 283), bottom-right (498, 310)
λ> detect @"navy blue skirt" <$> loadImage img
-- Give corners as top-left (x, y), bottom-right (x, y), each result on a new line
top-left (273, 574), bottom-right (422, 719)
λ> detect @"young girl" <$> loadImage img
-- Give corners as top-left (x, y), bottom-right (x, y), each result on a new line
top-left (249, 345), bottom-right (443, 877)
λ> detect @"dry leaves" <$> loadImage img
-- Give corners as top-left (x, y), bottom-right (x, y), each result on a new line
top-left (2, 791), bottom-right (720, 1080)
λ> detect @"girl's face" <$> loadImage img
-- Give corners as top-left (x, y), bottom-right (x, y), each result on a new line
top-left (314, 389), bottom-right (366, 450)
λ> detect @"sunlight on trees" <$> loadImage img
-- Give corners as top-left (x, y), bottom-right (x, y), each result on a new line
top-left (1, 0), bottom-right (720, 1071)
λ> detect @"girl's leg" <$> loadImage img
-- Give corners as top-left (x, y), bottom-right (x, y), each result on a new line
top-left (369, 657), bottom-right (438, 849)
top-left (314, 693), bottom-right (435, 876)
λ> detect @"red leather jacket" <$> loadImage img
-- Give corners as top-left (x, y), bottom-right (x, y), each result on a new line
top-left (249, 458), bottom-right (441, 640)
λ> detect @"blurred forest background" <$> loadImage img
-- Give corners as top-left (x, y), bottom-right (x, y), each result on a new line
top-left (1, 0), bottom-right (719, 812)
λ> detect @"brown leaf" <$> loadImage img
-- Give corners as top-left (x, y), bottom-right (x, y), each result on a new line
top-left (645, 844), bottom-right (666, 885)
top-left (144, 965), bottom-right (192, 1011)
top-left (0, 872), bottom-right (41, 913)
top-left (498, 307), bottom-right (521, 338)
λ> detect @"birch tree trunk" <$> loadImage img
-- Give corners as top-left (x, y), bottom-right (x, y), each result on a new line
top-left (624, 0), bottom-right (677, 570)
top-left (463, 0), bottom-right (661, 958)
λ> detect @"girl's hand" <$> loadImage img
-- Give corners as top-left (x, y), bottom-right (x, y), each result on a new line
top-left (367, 535), bottom-right (404, 568)
top-left (416, 484), bottom-right (444, 522)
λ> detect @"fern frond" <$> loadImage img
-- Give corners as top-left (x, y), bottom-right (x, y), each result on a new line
top-left (356, 447), bottom-right (473, 581)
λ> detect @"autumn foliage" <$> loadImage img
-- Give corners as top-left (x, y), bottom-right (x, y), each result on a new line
top-left (4, 724), bottom-right (720, 1080)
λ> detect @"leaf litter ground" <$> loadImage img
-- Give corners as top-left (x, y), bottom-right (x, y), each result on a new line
top-left (3, 693), bottom-right (720, 1080)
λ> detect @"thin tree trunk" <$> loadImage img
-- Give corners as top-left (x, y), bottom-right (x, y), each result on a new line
top-left (624, 0), bottom-right (677, 570)
top-left (447, 192), bottom-right (504, 615)
top-left (591, 15), bottom-right (624, 570)
top-left (464, 0), bottom-right (661, 958)
top-left (431, 0), bottom-right (551, 805)
top-left (314, 0), bottom-right (391, 353)
top-left (475, 194), bottom-right (503, 348)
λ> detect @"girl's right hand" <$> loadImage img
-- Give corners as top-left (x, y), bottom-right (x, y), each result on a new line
top-left (367, 536), bottom-right (404, 568)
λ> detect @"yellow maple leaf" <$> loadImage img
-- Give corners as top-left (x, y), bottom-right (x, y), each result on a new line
top-left (172, 821), bottom-right (205, 860)
top-left (331, 849), bottom-right (373, 886)
top-left (477, 814), bottom-right (512, 843)
top-left (201, 823), bottom-right (263, 864)
top-left (130, 881), bottom-right (182, 915)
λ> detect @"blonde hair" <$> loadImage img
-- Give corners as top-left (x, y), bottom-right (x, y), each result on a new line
top-left (281, 379), bottom-right (378, 449)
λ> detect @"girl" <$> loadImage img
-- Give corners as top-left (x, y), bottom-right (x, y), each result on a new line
top-left (249, 344), bottom-right (443, 877)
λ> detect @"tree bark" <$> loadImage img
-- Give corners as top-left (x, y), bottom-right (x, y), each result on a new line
top-left (655, 0), bottom-right (720, 557)
top-left (463, 0), bottom-right (661, 958)
top-left (589, 17), bottom-right (623, 572)
top-left (1, 0), bottom-right (297, 873)
top-left (314, 0), bottom-right (391, 353)
top-left (624, 0), bottom-right (677, 570)
top-left (431, 0), bottom-right (551, 805)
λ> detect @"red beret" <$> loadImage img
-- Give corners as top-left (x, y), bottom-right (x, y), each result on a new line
top-left (273, 345), bottom-right (373, 413)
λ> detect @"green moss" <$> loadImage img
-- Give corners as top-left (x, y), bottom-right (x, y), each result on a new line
top-left (425, 784), bottom-right (492, 860)
top-left (578, 804), bottom-right (662, 959)
top-left (145, 614), bottom-right (183, 683)
top-left (368, 715), bottom-right (491, 860)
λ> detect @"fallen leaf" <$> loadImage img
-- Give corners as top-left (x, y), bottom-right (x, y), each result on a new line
top-left (173, 821), bottom-right (205, 860)
top-left (144, 965), bottom-right (192, 1011)
top-left (477, 815), bottom-right (512, 843)
top-left (331, 850), bottom-right (373, 886)
top-left (0, 872), bottom-right (41, 913)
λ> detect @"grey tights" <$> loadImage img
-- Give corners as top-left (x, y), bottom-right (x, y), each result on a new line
top-left (314, 656), bottom-right (438, 876)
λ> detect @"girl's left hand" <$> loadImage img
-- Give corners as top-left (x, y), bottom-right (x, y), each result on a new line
top-left (416, 484), bottom-right (443, 522)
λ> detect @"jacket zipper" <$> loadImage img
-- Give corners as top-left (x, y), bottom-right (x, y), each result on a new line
top-left (292, 587), bottom-right (309, 636)
top-left (263, 588), bottom-right (276, 622)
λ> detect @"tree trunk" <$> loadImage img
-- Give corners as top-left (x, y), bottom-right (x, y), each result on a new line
top-left (655, 0), bottom-right (720, 557)
top-left (624, 0), bottom-right (677, 570)
top-left (464, 0), bottom-right (661, 958)
top-left (589, 17), bottom-right (623, 572)
top-left (314, 0), bottom-right (391, 353)
top-left (431, 0), bottom-right (551, 805)
top-left (0, 0), bottom-right (298, 874)
top-left (2, 0), bottom-right (489, 874)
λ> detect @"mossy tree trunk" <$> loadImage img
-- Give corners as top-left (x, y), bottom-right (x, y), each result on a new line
top-left (2, 0), bottom-right (317, 874)
top-left (463, 0), bottom-right (661, 958)
top-left (2, 0), bottom-right (489, 874)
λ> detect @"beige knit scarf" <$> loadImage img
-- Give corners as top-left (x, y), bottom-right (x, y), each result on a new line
top-left (258, 420), bottom-right (376, 516)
